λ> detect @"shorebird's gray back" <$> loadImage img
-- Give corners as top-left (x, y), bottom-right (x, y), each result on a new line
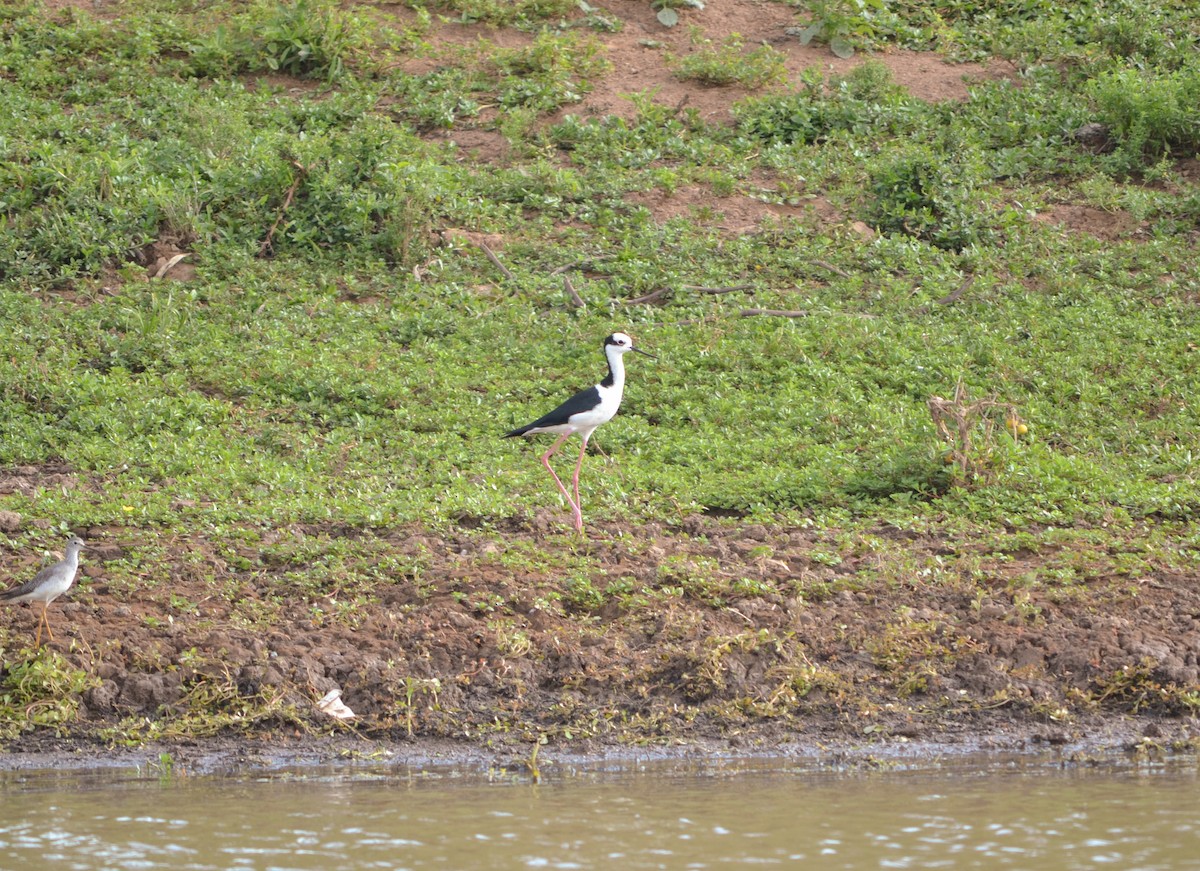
top-left (1, 536), bottom-right (87, 604)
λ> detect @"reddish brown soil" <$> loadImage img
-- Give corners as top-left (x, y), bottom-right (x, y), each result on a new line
top-left (2, 2), bottom-right (1194, 770)
top-left (3, 503), bottom-right (1199, 768)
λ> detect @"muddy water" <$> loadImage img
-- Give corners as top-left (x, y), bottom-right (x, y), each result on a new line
top-left (1, 757), bottom-right (1197, 869)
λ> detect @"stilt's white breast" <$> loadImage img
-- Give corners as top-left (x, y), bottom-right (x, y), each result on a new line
top-left (566, 381), bottom-right (623, 432)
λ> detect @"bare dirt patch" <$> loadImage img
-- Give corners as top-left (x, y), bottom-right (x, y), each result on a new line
top-left (572, 0), bottom-right (1002, 123)
top-left (625, 186), bottom-right (814, 234)
top-left (436, 129), bottom-right (514, 165)
top-left (3, 506), bottom-right (1198, 764)
top-left (404, 0), bottom-right (1007, 128)
top-left (1034, 205), bottom-right (1144, 241)
top-left (402, 0), bottom-right (1011, 235)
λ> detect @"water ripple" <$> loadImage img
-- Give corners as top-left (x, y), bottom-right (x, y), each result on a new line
top-left (0, 761), bottom-right (1196, 869)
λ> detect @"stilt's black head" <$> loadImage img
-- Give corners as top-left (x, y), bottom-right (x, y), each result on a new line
top-left (604, 332), bottom-right (656, 359)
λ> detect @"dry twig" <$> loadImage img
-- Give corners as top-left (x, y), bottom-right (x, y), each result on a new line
top-left (669, 309), bottom-right (875, 325)
top-left (740, 308), bottom-right (810, 318)
top-left (683, 284), bottom-right (754, 295)
top-left (916, 275), bottom-right (975, 314)
top-left (811, 260), bottom-right (851, 279)
top-left (476, 240), bottom-right (516, 282)
top-left (563, 275), bottom-right (586, 309)
top-left (259, 160), bottom-right (307, 257)
top-left (549, 255), bottom-right (615, 276)
top-left (928, 380), bottom-right (1021, 478)
top-left (626, 287), bottom-right (672, 305)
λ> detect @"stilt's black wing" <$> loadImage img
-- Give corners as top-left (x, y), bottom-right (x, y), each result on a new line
top-left (504, 385), bottom-right (601, 437)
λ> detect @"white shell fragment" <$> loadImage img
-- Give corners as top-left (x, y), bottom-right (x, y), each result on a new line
top-left (316, 688), bottom-right (356, 720)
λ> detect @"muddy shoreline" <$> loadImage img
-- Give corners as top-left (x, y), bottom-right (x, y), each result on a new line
top-left (3, 514), bottom-right (1200, 773)
top-left (1, 707), bottom-right (1194, 776)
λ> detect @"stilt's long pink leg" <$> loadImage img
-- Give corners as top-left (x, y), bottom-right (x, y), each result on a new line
top-left (541, 433), bottom-right (580, 519)
top-left (570, 437), bottom-right (589, 531)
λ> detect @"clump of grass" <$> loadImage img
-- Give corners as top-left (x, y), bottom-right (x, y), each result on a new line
top-left (428, 0), bottom-right (578, 27)
top-left (1091, 9), bottom-right (1197, 69)
top-left (0, 83), bottom-right (437, 282)
top-left (187, 0), bottom-right (377, 81)
top-left (767, 660), bottom-right (853, 709)
top-left (862, 142), bottom-right (996, 250)
top-left (101, 672), bottom-right (306, 744)
top-left (1090, 660), bottom-right (1200, 715)
top-left (491, 30), bottom-right (611, 112)
top-left (386, 68), bottom-right (481, 131)
top-left (0, 648), bottom-right (100, 739)
top-left (656, 554), bottom-right (731, 606)
top-left (1090, 64), bottom-right (1200, 172)
top-left (735, 61), bottom-right (914, 144)
top-left (670, 31), bottom-right (787, 88)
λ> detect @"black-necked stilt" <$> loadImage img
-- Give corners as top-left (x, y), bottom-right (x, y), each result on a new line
top-left (1, 534), bottom-right (89, 646)
top-left (504, 332), bottom-right (655, 531)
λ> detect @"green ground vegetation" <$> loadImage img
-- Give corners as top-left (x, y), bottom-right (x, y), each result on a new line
top-left (0, 0), bottom-right (1199, 731)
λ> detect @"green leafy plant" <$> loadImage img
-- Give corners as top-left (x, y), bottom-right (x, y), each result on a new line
top-left (1090, 64), bottom-right (1200, 171)
top-left (651, 0), bottom-right (704, 29)
top-left (490, 30), bottom-right (611, 112)
top-left (796, 0), bottom-right (892, 58)
top-left (736, 62), bottom-right (913, 144)
top-left (258, 0), bottom-right (353, 78)
top-left (0, 649), bottom-right (99, 739)
top-left (433, 0), bottom-right (577, 26)
top-left (398, 676), bottom-right (442, 737)
top-left (862, 144), bottom-right (995, 250)
top-left (188, 0), bottom-right (374, 81)
top-left (670, 31), bottom-right (787, 89)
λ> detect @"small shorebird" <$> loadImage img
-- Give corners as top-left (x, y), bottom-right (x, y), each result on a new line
top-left (1, 534), bottom-right (89, 646)
top-left (504, 332), bottom-right (655, 531)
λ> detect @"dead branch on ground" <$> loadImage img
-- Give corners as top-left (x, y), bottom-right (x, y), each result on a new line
top-left (549, 255), bottom-right (615, 276)
top-left (915, 276), bottom-right (975, 314)
top-left (476, 240), bottom-right (516, 282)
top-left (563, 275), bottom-right (586, 309)
top-left (683, 284), bottom-right (754, 295)
top-left (811, 260), bottom-right (851, 279)
top-left (259, 160), bottom-right (307, 257)
top-left (740, 308), bottom-right (810, 318)
top-left (626, 287), bottom-right (672, 305)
